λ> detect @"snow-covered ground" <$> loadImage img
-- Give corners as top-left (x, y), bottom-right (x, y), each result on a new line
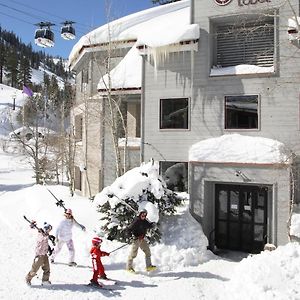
top-left (0, 150), bottom-right (300, 300)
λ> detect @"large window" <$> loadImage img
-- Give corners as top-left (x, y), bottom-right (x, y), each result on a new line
top-left (75, 114), bottom-right (83, 141)
top-left (160, 98), bottom-right (189, 129)
top-left (225, 95), bottom-right (259, 129)
top-left (160, 161), bottom-right (188, 192)
top-left (80, 69), bottom-right (88, 92)
top-left (214, 15), bottom-right (274, 68)
top-left (74, 166), bottom-right (82, 191)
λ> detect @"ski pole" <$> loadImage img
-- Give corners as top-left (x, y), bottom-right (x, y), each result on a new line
top-left (109, 243), bottom-right (128, 254)
top-left (107, 194), bottom-right (138, 213)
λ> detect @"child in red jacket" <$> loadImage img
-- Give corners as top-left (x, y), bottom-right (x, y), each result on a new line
top-left (89, 237), bottom-right (110, 286)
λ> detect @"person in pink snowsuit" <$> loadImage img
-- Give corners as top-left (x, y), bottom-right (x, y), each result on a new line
top-left (89, 237), bottom-right (110, 286)
top-left (26, 222), bottom-right (52, 286)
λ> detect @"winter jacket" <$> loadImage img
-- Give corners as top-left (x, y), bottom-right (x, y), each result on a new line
top-left (127, 217), bottom-right (153, 239)
top-left (90, 246), bottom-right (109, 261)
top-left (35, 231), bottom-right (49, 256)
top-left (55, 218), bottom-right (74, 242)
top-left (90, 246), bottom-right (109, 279)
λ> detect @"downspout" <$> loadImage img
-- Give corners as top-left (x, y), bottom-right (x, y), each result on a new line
top-left (140, 55), bottom-right (146, 163)
top-left (99, 95), bottom-right (105, 191)
top-left (190, 0), bottom-right (195, 24)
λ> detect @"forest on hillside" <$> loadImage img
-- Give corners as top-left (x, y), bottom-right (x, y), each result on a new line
top-left (0, 26), bottom-right (74, 117)
top-left (0, 26), bottom-right (72, 90)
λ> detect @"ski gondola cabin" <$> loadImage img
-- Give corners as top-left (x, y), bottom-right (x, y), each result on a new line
top-left (61, 24), bottom-right (76, 40)
top-left (34, 28), bottom-right (55, 48)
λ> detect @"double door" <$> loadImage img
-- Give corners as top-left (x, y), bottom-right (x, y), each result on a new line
top-left (215, 184), bottom-right (268, 253)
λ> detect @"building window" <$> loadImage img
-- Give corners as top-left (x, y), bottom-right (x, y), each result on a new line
top-left (74, 166), bottom-right (82, 191)
top-left (160, 161), bottom-right (188, 192)
top-left (160, 98), bottom-right (189, 129)
top-left (225, 95), bottom-right (259, 129)
top-left (214, 14), bottom-right (274, 68)
top-left (75, 114), bottom-right (83, 141)
top-left (80, 69), bottom-right (88, 92)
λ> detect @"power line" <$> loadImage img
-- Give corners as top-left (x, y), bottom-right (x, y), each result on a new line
top-left (0, 0), bottom-right (91, 33)
top-left (0, 2), bottom-right (43, 22)
top-left (0, 11), bottom-right (33, 26)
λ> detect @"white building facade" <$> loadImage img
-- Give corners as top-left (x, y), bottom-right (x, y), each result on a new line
top-left (70, 0), bottom-right (300, 253)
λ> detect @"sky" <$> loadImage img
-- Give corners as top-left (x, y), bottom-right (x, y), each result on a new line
top-left (0, 0), bottom-right (157, 59)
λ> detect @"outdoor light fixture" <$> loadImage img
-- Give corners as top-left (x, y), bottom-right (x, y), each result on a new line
top-left (235, 170), bottom-right (251, 182)
top-left (288, 17), bottom-right (300, 42)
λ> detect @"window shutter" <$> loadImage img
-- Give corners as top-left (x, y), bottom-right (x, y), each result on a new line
top-left (216, 21), bottom-right (274, 67)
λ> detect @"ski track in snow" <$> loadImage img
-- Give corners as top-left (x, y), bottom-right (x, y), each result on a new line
top-left (0, 207), bottom-right (239, 300)
top-left (0, 150), bottom-right (243, 300)
top-left (0, 198), bottom-right (240, 300)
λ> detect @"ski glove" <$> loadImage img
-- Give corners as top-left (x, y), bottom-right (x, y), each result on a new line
top-left (151, 222), bottom-right (157, 230)
top-left (48, 235), bottom-right (56, 246)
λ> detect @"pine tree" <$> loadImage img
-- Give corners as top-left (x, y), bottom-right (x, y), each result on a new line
top-left (6, 49), bottom-right (18, 87)
top-left (18, 55), bottom-right (32, 88)
top-left (97, 186), bottom-right (183, 244)
top-left (0, 42), bottom-right (6, 84)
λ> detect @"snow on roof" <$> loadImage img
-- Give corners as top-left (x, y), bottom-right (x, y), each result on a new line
top-left (210, 65), bottom-right (275, 76)
top-left (97, 44), bottom-right (142, 91)
top-left (189, 134), bottom-right (292, 164)
top-left (69, 0), bottom-right (198, 66)
top-left (288, 16), bottom-right (300, 29)
top-left (0, 84), bottom-right (27, 106)
top-left (9, 126), bottom-right (56, 138)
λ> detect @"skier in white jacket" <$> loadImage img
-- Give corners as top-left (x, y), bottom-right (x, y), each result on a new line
top-left (50, 208), bottom-right (85, 266)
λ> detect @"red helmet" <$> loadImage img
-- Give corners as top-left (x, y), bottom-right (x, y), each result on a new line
top-left (92, 236), bottom-right (102, 246)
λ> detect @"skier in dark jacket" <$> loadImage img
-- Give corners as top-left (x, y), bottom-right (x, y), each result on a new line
top-left (126, 208), bottom-right (156, 273)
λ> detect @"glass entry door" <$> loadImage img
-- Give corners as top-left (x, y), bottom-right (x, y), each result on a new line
top-left (215, 184), bottom-right (268, 253)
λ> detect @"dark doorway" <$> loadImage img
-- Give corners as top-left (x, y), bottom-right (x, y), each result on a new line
top-left (215, 184), bottom-right (268, 254)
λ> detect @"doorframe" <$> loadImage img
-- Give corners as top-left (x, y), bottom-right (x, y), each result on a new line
top-left (210, 182), bottom-right (274, 253)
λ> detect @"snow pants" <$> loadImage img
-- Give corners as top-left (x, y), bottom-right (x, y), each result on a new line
top-left (26, 254), bottom-right (50, 282)
top-left (91, 258), bottom-right (106, 281)
top-left (127, 238), bottom-right (152, 269)
top-left (51, 239), bottom-right (75, 263)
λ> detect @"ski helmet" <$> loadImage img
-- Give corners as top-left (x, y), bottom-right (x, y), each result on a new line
top-left (138, 208), bottom-right (147, 215)
top-left (92, 236), bottom-right (102, 246)
top-left (43, 222), bottom-right (52, 232)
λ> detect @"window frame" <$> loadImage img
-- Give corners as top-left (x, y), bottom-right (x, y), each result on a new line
top-left (75, 114), bottom-right (83, 141)
top-left (80, 69), bottom-right (88, 92)
top-left (224, 94), bottom-right (260, 131)
top-left (211, 12), bottom-right (276, 71)
top-left (159, 97), bottom-right (190, 130)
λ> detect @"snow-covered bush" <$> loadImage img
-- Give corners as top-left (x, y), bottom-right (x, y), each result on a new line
top-left (93, 160), bottom-right (184, 244)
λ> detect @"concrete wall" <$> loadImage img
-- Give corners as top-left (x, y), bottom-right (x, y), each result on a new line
top-left (144, 0), bottom-right (300, 163)
top-left (189, 162), bottom-right (291, 246)
top-left (142, 0), bottom-right (300, 247)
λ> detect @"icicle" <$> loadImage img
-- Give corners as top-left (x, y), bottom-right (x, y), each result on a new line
top-left (146, 44), bottom-right (186, 78)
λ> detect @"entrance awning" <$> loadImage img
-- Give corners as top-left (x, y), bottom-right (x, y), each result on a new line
top-left (189, 134), bottom-right (292, 165)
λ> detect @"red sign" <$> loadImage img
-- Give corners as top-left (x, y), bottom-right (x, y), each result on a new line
top-left (214, 0), bottom-right (233, 5)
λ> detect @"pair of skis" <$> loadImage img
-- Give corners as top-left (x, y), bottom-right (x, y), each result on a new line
top-left (87, 278), bottom-right (117, 291)
top-left (23, 215), bottom-right (55, 255)
top-left (45, 187), bottom-right (86, 231)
